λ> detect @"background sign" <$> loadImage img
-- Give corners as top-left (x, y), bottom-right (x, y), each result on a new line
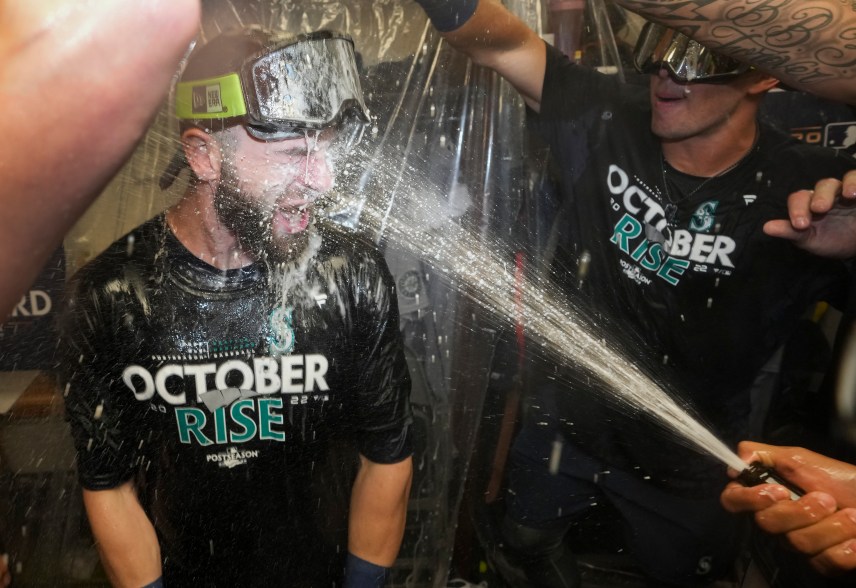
top-left (0, 248), bottom-right (65, 371)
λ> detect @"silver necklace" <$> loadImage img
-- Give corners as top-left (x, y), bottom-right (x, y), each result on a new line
top-left (660, 130), bottom-right (760, 224)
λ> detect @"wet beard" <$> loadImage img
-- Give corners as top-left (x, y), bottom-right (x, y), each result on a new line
top-left (213, 180), bottom-right (313, 266)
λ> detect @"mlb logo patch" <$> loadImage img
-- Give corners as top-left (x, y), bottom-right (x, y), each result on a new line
top-left (825, 122), bottom-right (856, 153)
top-left (192, 83), bottom-right (225, 114)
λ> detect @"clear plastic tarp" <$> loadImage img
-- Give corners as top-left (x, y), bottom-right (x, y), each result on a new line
top-left (5, 1), bottom-right (850, 586)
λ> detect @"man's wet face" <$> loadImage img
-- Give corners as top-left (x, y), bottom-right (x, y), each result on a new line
top-left (214, 127), bottom-right (336, 264)
top-left (648, 69), bottom-right (756, 142)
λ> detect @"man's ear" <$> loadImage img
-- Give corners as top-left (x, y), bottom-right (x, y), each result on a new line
top-left (182, 127), bottom-right (222, 182)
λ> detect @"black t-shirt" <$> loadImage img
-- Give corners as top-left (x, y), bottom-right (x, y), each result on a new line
top-left (61, 216), bottom-right (412, 586)
top-left (528, 44), bottom-right (854, 493)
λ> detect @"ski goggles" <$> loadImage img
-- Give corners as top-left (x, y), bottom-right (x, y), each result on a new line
top-left (632, 22), bottom-right (751, 82)
top-left (176, 31), bottom-right (369, 142)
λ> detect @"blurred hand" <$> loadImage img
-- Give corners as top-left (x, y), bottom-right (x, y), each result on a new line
top-left (764, 170), bottom-right (856, 259)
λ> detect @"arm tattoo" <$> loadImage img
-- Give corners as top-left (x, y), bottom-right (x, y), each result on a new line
top-left (615, 0), bottom-right (856, 87)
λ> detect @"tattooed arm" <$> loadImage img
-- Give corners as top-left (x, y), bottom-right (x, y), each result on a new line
top-left (614, 0), bottom-right (856, 104)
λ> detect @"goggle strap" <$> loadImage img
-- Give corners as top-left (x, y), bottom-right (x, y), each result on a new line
top-left (176, 73), bottom-right (248, 120)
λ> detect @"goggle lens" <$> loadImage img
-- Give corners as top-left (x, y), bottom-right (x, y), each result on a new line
top-left (247, 35), bottom-right (369, 129)
top-left (176, 31), bottom-right (369, 146)
top-left (632, 22), bottom-right (749, 82)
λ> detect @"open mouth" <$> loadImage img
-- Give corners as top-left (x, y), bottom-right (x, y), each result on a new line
top-left (275, 203), bottom-right (311, 234)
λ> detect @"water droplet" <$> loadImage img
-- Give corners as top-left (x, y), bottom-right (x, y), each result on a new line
top-left (549, 438), bottom-right (563, 475)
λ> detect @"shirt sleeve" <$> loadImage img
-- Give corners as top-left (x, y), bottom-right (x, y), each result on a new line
top-left (350, 249), bottom-right (413, 464)
top-left (60, 268), bottom-right (144, 490)
top-left (535, 43), bottom-right (641, 139)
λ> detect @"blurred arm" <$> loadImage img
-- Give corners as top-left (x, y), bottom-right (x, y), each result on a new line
top-left (614, 0), bottom-right (856, 104)
top-left (83, 482), bottom-right (162, 587)
top-left (0, 0), bottom-right (200, 319)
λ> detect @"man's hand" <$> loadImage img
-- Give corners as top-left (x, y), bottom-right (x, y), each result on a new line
top-left (763, 170), bottom-right (856, 259)
top-left (722, 441), bottom-right (856, 576)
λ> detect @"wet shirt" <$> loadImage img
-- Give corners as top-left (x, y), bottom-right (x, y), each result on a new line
top-left (60, 216), bottom-right (412, 586)
top-left (529, 44), bottom-right (854, 492)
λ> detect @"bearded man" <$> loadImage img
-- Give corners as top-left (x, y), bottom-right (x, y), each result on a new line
top-left (60, 28), bottom-right (413, 588)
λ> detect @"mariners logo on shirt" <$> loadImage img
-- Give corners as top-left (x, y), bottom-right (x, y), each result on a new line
top-left (268, 305), bottom-right (295, 355)
top-left (689, 201), bottom-right (719, 233)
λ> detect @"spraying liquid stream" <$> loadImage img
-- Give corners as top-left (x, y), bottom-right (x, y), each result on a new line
top-left (340, 174), bottom-right (747, 474)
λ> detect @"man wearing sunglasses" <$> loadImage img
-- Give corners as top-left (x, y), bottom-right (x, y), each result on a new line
top-left (413, 0), bottom-right (855, 586)
top-left (60, 28), bottom-right (413, 588)
top-left (615, 1), bottom-right (856, 581)
top-left (614, 0), bottom-right (856, 106)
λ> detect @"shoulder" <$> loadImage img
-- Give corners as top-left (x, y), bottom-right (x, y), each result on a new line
top-left (758, 123), bottom-right (856, 178)
top-left (539, 44), bottom-right (649, 136)
top-left (543, 43), bottom-right (647, 106)
top-left (315, 221), bottom-right (398, 309)
top-left (69, 216), bottom-right (167, 295)
top-left (748, 125), bottom-right (856, 216)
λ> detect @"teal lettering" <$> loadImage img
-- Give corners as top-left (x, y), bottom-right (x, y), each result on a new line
top-left (640, 243), bottom-right (664, 271)
top-left (230, 399), bottom-right (257, 443)
top-left (630, 239), bottom-right (649, 262)
top-left (259, 398), bottom-right (286, 441)
top-left (213, 407), bottom-right (228, 444)
top-left (657, 257), bottom-right (690, 285)
top-left (610, 214), bottom-right (642, 253)
top-left (175, 408), bottom-right (212, 446)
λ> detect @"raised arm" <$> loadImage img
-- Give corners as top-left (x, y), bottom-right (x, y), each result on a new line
top-left (0, 0), bottom-right (200, 320)
top-left (82, 482), bottom-right (162, 587)
top-left (414, 0), bottom-right (547, 110)
top-left (614, 0), bottom-right (856, 104)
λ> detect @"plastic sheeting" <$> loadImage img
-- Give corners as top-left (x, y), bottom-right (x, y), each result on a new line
top-left (6, 1), bottom-right (850, 585)
top-left (1, 0), bottom-right (549, 584)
